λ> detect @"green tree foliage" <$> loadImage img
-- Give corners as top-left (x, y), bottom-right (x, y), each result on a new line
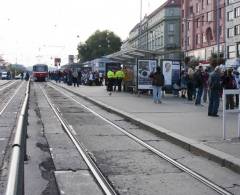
top-left (208, 53), bottom-right (225, 68)
top-left (77, 30), bottom-right (122, 62)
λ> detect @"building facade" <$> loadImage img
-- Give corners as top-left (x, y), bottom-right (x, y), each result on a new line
top-left (225, 0), bottom-right (240, 65)
top-left (181, 0), bottom-right (225, 61)
top-left (128, 0), bottom-right (182, 61)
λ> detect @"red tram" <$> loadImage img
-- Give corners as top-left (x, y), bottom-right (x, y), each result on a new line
top-left (32, 64), bottom-right (48, 81)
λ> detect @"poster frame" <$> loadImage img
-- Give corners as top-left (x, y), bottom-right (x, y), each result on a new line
top-left (137, 59), bottom-right (158, 90)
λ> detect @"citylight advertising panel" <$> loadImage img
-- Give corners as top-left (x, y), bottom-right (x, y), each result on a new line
top-left (137, 59), bottom-right (157, 90)
top-left (162, 60), bottom-right (180, 87)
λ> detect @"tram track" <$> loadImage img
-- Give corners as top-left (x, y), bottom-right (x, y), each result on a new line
top-left (0, 81), bottom-right (24, 115)
top-left (40, 82), bottom-right (235, 195)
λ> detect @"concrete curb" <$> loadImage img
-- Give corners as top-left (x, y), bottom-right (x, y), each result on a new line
top-left (53, 83), bottom-right (240, 174)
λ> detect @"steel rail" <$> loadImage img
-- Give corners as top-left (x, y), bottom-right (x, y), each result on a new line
top-left (0, 80), bottom-right (17, 91)
top-left (48, 83), bottom-right (233, 195)
top-left (5, 80), bottom-right (30, 195)
top-left (40, 85), bottom-right (117, 195)
top-left (0, 81), bottom-right (24, 116)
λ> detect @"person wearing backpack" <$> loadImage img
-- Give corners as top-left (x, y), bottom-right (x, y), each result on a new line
top-left (208, 66), bottom-right (222, 117)
top-left (149, 66), bottom-right (165, 104)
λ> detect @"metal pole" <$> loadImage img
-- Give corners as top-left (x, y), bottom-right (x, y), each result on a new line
top-left (238, 90), bottom-right (240, 138)
top-left (216, 0), bottom-right (220, 65)
top-left (184, 18), bottom-right (188, 69)
top-left (223, 90), bottom-right (226, 139)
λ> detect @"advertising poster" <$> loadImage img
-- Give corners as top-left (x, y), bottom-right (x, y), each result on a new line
top-left (172, 61), bottom-right (180, 85)
top-left (162, 61), bottom-right (173, 85)
top-left (137, 59), bottom-right (157, 90)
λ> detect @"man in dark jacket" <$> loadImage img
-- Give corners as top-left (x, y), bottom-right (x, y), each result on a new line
top-left (149, 66), bottom-right (165, 103)
top-left (194, 66), bottom-right (204, 105)
top-left (208, 66), bottom-right (222, 117)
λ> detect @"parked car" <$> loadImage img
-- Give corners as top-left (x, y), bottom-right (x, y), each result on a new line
top-left (1, 72), bottom-right (8, 80)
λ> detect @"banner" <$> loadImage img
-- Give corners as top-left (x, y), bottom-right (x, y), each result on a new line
top-left (137, 59), bottom-right (157, 90)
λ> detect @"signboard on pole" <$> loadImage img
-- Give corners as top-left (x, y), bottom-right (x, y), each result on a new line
top-left (54, 58), bottom-right (61, 66)
top-left (137, 59), bottom-right (157, 90)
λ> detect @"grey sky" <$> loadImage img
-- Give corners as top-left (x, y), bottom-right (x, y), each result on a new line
top-left (0, 0), bottom-right (165, 66)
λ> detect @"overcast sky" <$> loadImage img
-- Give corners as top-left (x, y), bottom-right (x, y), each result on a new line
top-left (0, 0), bottom-right (165, 66)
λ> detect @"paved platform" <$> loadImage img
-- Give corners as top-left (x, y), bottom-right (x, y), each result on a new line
top-left (53, 82), bottom-right (240, 173)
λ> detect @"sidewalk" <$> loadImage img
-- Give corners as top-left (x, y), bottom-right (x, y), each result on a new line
top-left (54, 82), bottom-right (240, 173)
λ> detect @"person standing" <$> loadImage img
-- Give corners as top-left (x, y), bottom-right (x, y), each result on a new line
top-left (107, 69), bottom-right (114, 95)
top-left (77, 70), bottom-right (82, 87)
top-left (115, 68), bottom-right (125, 92)
top-left (208, 66), bottom-right (222, 117)
top-left (202, 68), bottom-right (209, 103)
top-left (72, 70), bottom-right (78, 87)
top-left (186, 68), bottom-right (195, 101)
top-left (194, 66), bottom-right (204, 105)
top-left (99, 71), bottom-right (104, 86)
top-left (149, 66), bottom-right (165, 104)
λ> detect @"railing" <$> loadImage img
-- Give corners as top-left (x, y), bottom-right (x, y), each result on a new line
top-left (5, 80), bottom-right (30, 195)
top-left (222, 89), bottom-right (240, 140)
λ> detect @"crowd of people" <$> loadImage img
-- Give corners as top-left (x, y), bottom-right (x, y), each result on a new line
top-left (149, 65), bottom-right (240, 117)
top-left (49, 69), bottom-right (104, 87)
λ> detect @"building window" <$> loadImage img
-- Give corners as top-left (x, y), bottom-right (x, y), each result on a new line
top-left (160, 36), bottom-right (163, 46)
top-left (228, 0), bottom-right (234, 5)
top-left (187, 37), bottom-right (190, 46)
top-left (237, 43), bottom-right (240, 57)
top-left (228, 45), bottom-right (236, 59)
top-left (235, 7), bottom-right (240, 18)
top-left (187, 22), bottom-right (190, 30)
top-left (196, 34), bottom-right (200, 45)
top-left (169, 24), bottom-right (174, 32)
top-left (189, 6), bottom-right (193, 15)
top-left (235, 25), bottom-right (240, 35)
top-left (228, 27), bottom-right (234, 37)
top-left (202, 15), bottom-right (204, 25)
top-left (207, 12), bottom-right (212, 22)
top-left (202, 0), bottom-right (205, 9)
top-left (202, 33), bottom-right (206, 43)
top-left (228, 11), bottom-right (234, 21)
top-left (169, 36), bottom-right (174, 44)
top-left (196, 3), bottom-right (199, 13)
top-left (207, 0), bottom-right (211, 5)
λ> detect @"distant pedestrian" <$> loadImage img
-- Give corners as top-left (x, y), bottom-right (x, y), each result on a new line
top-left (72, 70), bottom-right (78, 87)
top-left (99, 72), bottom-right (104, 86)
top-left (186, 68), bottom-right (195, 101)
top-left (202, 68), bottom-right (209, 103)
top-left (20, 72), bottom-right (24, 80)
top-left (194, 66), bottom-right (204, 106)
top-left (107, 69), bottom-right (114, 95)
top-left (115, 68), bottom-right (125, 92)
top-left (77, 70), bottom-right (82, 87)
top-left (149, 66), bottom-right (165, 104)
top-left (208, 66), bottom-right (222, 117)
